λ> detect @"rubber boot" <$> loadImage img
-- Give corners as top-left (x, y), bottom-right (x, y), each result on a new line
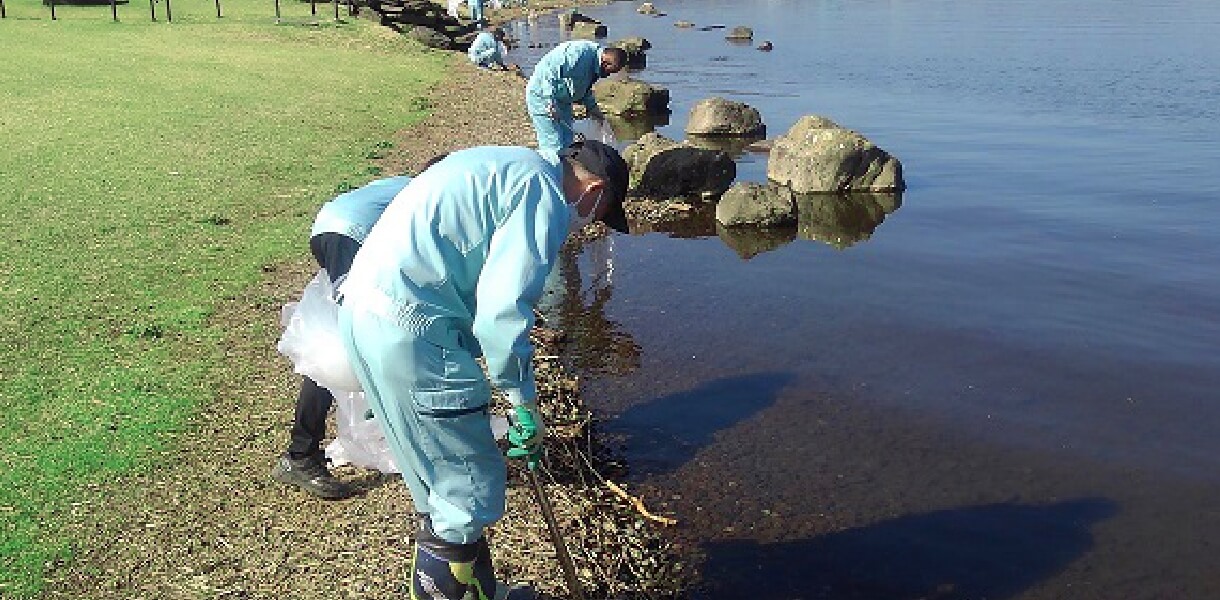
top-left (464, 536), bottom-right (507, 600)
top-left (410, 520), bottom-right (478, 600)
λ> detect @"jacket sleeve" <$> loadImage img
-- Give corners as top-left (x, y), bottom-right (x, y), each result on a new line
top-left (472, 176), bottom-right (568, 405)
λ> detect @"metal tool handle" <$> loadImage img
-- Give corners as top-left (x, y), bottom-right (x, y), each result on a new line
top-left (526, 466), bottom-right (587, 600)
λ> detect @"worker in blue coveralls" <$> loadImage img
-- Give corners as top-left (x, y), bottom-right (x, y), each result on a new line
top-left (525, 41), bottom-right (627, 152)
top-left (468, 26), bottom-right (508, 70)
top-left (469, 0), bottom-right (485, 24)
top-left (271, 157), bottom-right (447, 500)
top-left (337, 140), bottom-right (630, 599)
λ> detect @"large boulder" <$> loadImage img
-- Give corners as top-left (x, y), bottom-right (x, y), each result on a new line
top-left (610, 37), bottom-right (652, 66)
top-left (796, 191), bottom-right (903, 249)
top-left (593, 77), bottom-right (670, 116)
top-left (715, 182), bottom-right (797, 227)
top-left (685, 97), bottom-right (765, 137)
top-left (559, 10), bottom-right (600, 29)
top-left (625, 133), bottom-right (737, 199)
top-left (767, 115), bottom-right (905, 193)
top-left (402, 25), bottom-right (455, 49)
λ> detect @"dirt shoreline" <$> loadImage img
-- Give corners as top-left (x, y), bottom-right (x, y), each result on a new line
top-left (41, 4), bottom-right (691, 600)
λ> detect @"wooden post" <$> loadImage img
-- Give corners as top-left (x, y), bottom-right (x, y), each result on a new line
top-left (332, 0), bottom-right (338, 20)
top-left (165, 0), bottom-right (171, 21)
top-left (1, 0), bottom-right (7, 19)
top-left (214, 0), bottom-right (221, 18)
top-left (273, 0), bottom-right (280, 22)
top-left (111, 0), bottom-right (118, 20)
top-left (310, 0), bottom-right (316, 15)
top-left (50, 0), bottom-right (57, 20)
top-left (149, 0), bottom-right (156, 21)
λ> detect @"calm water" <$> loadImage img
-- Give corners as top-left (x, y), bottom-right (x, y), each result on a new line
top-left (515, 1), bottom-right (1220, 598)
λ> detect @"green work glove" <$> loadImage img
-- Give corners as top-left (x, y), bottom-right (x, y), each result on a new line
top-left (506, 403), bottom-right (546, 469)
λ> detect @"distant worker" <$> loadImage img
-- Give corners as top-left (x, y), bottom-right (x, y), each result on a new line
top-left (525, 41), bottom-right (627, 152)
top-left (271, 158), bottom-right (446, 500)
top-left (337, 141), bottom-right (631, 599)
top-left (469, 0), bottom-right (485, 24)
top-left (468, 26), bottom-right (508, 70)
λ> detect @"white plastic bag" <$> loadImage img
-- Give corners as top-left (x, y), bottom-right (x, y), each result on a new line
top-left (277, 269), bottom-right (363, 393)
top-left (326, 390), bottom-right (399, 473)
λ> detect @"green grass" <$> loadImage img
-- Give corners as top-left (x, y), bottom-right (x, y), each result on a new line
top-left (0, 8), bottom-right (446, 596)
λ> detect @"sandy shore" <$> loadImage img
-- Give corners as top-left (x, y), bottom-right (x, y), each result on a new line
top-left (40, 5), bottom-right (691, 600)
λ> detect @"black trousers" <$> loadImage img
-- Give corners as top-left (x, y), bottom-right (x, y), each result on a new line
top-left (287, 233), bottom-right (361, 459)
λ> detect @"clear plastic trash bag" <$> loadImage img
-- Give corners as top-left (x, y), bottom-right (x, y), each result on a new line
top-left (326, 390), bottom-right (400, 473)
top-left (277, 269), bottom-right (363, 393)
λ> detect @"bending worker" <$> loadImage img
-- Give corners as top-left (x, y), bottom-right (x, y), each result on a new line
top-left (468, 26), bottom-right (508, 70)
top-left (337, 141), bottom-right (630, 599)
top-left (272, 158), bottom-right (446, 500)
top-left (525, 41), bottom-right (627, 152)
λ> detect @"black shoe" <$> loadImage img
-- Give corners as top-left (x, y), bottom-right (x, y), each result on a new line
top-left (271, 452), bottom-right (353, 500)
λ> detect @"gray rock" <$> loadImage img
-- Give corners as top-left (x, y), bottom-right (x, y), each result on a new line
top-left (685, 97), bottom-right (766, 137)
top-left (625, 133), bottom-right (737, 198)
top-left (674, 20), bottom-right (694, 28)
top-left (767, 115), bottom-right (905, 193)
top-left (637, 2), bottom-right (658, 15)
top-left (593, 77), bottom-right (670, 116)
top-left (715, 182), bottom-right (797, 227)
top-left (725, 26), bottom-right (753, 40)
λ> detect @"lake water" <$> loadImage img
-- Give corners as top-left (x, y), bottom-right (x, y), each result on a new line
top-left (511, 1), bottom-right (1220, 597)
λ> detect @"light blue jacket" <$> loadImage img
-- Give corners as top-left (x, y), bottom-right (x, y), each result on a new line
top-left (338, 147), bottom-right (572, 405)
top-left (310, 176), bottom-right (413, 242)
top-left (468, 32), bottom-right (504, 67)
top-left (525, 40), bottom-right (602, 116)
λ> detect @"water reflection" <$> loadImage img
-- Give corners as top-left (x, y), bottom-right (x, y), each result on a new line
top-left (796, 191), bottom-right (903, 249)
top-left (715, 222), bottom-right (796, 259)
top-left (538, 236), bottom-right (642, 377)
top-left (686, 133), bottom-right (767, 158)
top-left (697, 498), bottom-right (1118, 600)
top-left (604, 111), bottom-right (672, 143)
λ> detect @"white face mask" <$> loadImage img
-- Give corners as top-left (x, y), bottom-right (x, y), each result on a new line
top-left (568, 187), bottom-right (604, 235)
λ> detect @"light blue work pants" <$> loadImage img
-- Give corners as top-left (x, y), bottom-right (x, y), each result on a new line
top-left (338, 306), bottom-right (506, 545)
top-left (527, 101), bottom-right (575, 153)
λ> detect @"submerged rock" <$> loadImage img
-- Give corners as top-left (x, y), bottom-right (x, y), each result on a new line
top-left (796, 191), bottom-right (903, 249)
top-left (725, 26), bottom-right (754, 40)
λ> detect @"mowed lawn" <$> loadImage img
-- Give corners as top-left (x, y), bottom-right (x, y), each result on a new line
top-left (0, 7), bottom-right (445, 596)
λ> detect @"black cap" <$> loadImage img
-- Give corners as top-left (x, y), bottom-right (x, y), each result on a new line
top-left (560, 139), bottom-right (631, 233)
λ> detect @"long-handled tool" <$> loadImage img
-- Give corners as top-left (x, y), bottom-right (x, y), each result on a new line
top-left (525, 462), bottom-right (587, 600)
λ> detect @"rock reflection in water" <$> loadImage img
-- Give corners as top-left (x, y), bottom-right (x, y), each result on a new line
top-left (796, 191), bottom-right (902, 249)
top-left (713, 186), bottom-right (902, 256)
top-left (715, 222), bottom-right (796, 259)
top-left (604, 112), bottom-right (672, 143)
top-left (686, 133), bottom-right (767, 158)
